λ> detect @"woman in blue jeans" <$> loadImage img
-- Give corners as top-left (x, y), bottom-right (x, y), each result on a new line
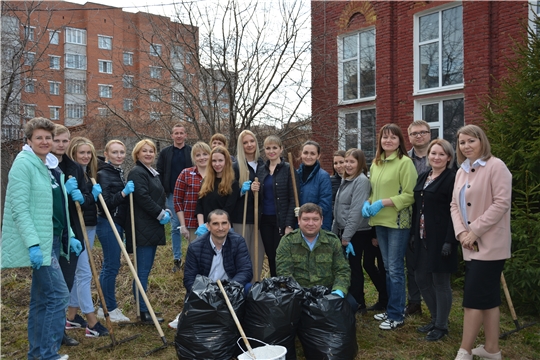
top-left (96, 140), bottom-right (133, 323)
top-left (127, 139), bottom-right (169, 323)
top-left (2, 117), bottom-right (82, 360)
top-left (362, 123), bottom-right (417, 330)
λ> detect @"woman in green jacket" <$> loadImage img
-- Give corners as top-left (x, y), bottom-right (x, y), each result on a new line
top-left (2, 117), bottom-right (82, 360)
top-left (362, 123), bottom-right (417, 331)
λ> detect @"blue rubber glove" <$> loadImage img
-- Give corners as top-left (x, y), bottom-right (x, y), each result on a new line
top-left (160, 211), bottom-right (171, 225)
top-left (240, 180), bottom-right (252, 196)
top-left (369, 200), bottom-right (384, 217)
top-left (123, 180), bottom-right (135, 195)
top-left (29, 246), bottom-right (43, 270)
top-left (345, 242), bottom-right (356, 259)
top-left (70, 238), bottom-right (82, 256)
top-left (331, 289), bottom-right (345, 298)
top-left (64, 177), bottom-right (78, 195)
top-left (71, 189), bottom-right (85, 204)
top-left (92, 183), bottom-right (102, 201)
top-left (194, 224), bottom-right (208, 236)
top-left (362, 201), bottom-right (371, 218)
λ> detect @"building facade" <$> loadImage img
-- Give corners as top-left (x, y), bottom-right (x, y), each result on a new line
top-left (1, 1), bottom-right (199, 146)
top-left (311, 1), bottom-right (533, 170)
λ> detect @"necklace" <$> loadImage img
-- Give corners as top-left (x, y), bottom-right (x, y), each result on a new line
top-left (427, 170), bottom-right (442, 181)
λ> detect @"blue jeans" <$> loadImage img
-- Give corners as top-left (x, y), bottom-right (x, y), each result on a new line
top-left (375, 226), bottom-right (409, 322)
top-left (28, 235), bottom-right (69, 360)
top-left (133, 245), bottom-right (157, 312)
top-left (166, 194), bottom-right (181, 260)
top-left (69, 226), bottom-right (96, 314)
top-left (97, 216), bottom-right (123, 310)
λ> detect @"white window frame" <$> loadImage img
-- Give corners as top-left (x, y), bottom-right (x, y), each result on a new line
top-left (413, 93), bottom-right (464, 143)
top-left (24, 52), bottom-right (36, 66)
top-left (98, 35), bottom-right (112, 50)
top-left (149, 111), bottom-right (161, 121)
top-left (65, 27), bottom-right (86, 45)
top-left (150, 43), bottom-right (162, 56)
top-left (149, 89), bottom-right (161, 102)
top-left (49, 55), bottom-right (60, 70)
top-left (49, 30), bottom-right (59, 45)
top-left (98, 84), bottom-right (113, 98)
top-left (65, 103), bottom-right (86, 119)
top-left (24, 26), bottom-right (35, 41)
top-left (65, 53), bottom-right (86, 70)
top-left (123, 99), bottom-right (134, 112)
top-left (150, 66), bottom-right (162, 79)
top-left (337, 27), bottom-right (376, 104)
top-left (529, 1), bottom-right (540, 36)
top-left (24, 104), bottom-right (36, 118)
top-left (66, 79), bottom-right (86, 94)
top-left (123, 75), bottom-right (134, 88)
top-left (49, 106), bottom-right (61, 120)
top-left (25, 78), bottom-right (36, 93)
top-left (98, 59), bottom-right (113, 74)
top-left (49, 81), bottom-right (60, 95)
top-left (98, 108), bottom-right (109, 116)
top-left (123, 52), bottom-right (133, 66)
top-left (338, 107), bottom-right (377, 161)
top-left (413, 2), bottom-right (464, 95)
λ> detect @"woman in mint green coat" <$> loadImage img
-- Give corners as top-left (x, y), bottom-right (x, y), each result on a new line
top-left (2, 117), bottom-right (81, 360)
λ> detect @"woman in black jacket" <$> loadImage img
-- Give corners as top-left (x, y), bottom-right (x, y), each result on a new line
top-left (251, 135), bottom-right (297, 277)
top-left (411, 139), bottom-right (458, 341)
top-left (330, 150), bottom-right (346, 206)
top-left (96, 140), bottom-right (133, 323)
top-left (127, 139), bottom-right (170, 323)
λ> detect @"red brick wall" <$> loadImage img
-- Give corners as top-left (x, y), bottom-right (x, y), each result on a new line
top-left (312, 1), bottom-right (528, 173)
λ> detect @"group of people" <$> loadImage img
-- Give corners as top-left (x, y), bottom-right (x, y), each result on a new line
top-left (1, 117), bottom-right (511, 360)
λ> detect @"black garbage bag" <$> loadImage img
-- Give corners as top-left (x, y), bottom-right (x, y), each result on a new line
top-left (174, 275), bottom-right (245, 360)
top-left (242, 276), bottom-right (304, 360)
top-left (297, 286), bottom-right (357, 360)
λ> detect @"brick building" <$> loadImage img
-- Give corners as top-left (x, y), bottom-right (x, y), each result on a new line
top-left (1, 1), bottom-right (199, 147)
top-left (311, 1), bottom-right (533, 171)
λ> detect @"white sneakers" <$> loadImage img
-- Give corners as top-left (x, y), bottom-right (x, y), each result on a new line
top-left (455, 348), bottom-right (472, 360)
top-left (379, 319), bottom-right (404, 330)
top-left (373, 312), bottom-right (388, 321)
top-left (471, 345), bottom-right (502, 360)
top-left (97, 307), bottom-right (130, 322)
top-left (58, 355), bottom-right (69, 360)
top-left (168, 313), bottom-right (181, 329)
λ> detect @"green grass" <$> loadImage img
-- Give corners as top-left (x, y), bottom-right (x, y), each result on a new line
top-left (2, 231), bottom-right (539, 359)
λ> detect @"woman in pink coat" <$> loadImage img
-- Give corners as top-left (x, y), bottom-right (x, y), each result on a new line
top-left (450, 125), bottom-right (512, 360)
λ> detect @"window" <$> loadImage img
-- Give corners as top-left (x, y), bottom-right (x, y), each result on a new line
top-left (150, 44), bottom-right (162, 56)
top-left (172, 90), bottom-right (183, 102)
top-left (49, 106), bottom-right (61, 120)
top-left (25, 79), bottom-right (36, 93)
top-left (66, 79), bottom-right (86, 94)
top-left (123, 52), bottom-right (133, 66)
top-left (49, 55), bottom-right (60, 70)
top-left (49, 81), bottom-right (60, 95)
top-left (149, 89), bottom-right (161, 102)
top-left (414, 96), bottom-right (464, 148)
top-left (123, 99), bottom-right (133, 111)
top-left (98, 85), bottom-right (113, 98)
top-left (98, 108), bottom-right (109, 116)
top-left (24, 52), bottom-right (35, 66)
top-left (98, 60), bottom-right (113, 74)
top-left (49, 30), bottom-right (59, 45)
top-left (150, 112), bottom-right (161, 121)
top-left (65, 53), bottom-right (86, 70)
top-left (24, 104), bottom-right (36, 118)
top-left (65, 103), bottom-right (86, 119)
top-left (65, 27), bottom-right (86, 45)
top-left (416, 4), bottom-right (463, 92)
top-left (339, 108), bottom-right (376, 163)
top-left (529, 1), bottom-right (540, 36)
top-left (150, 66), bottom-right (162, 79)
top-left (98, 35), bottom-right (112, 50)
top-left (123, 75), bottom-right (134, 88)
top-left (339, 28), bottom-right (376, 102)
top-left (24, 26), bottom-right (35, 41)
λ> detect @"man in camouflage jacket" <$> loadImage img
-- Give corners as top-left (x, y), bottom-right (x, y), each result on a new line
top-left (276, 203), bottom-right (350, 295)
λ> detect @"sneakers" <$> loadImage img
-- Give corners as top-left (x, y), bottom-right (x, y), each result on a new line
top-left (58, 355), bottom-right (69, 360)
top-left (172, 259), bottom-right (183, 273)
top-left (168, 313), bottom-right (181, 329)
top-left (373, 312), bottom-right (388, 321)
top-left (454, 348), bottom-right (473, 360)
top-left (97, 307), bottom-right (130, 323)
top-left (471, 345), bottom-right (502, 360)
top-left (86, 321), bottom-right (110, 338)
top-left (379, 319), bottom-right (404, 330)
top-left (65, 314), bottom-right (87, 330)
top-left (405, 302), bottom-right (422, 316)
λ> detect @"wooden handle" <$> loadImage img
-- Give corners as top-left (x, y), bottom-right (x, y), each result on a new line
top-left (288, 152), bottom-right (300, 208)
top-left (242, 171), bottom-right (249, 238)
top-left (217, 280), bottom-right (256, 359)
top-left (501, 272), bottom-right (518, 321)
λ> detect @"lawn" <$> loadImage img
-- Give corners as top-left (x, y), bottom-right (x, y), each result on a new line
top-left (1, 233), bottom-right (539, 359)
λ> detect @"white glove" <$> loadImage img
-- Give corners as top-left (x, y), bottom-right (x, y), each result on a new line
top-left (294, 207), bottom-right (300, 217)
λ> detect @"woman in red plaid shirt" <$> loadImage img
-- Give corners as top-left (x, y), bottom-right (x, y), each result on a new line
top-left (173, 142), bottom-right (211, 243)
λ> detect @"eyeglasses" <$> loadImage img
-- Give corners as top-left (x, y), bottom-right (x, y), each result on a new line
top-left (409, 130), bottom-right (430, 137)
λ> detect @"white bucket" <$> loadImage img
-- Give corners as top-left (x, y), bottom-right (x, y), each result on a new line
top-left (237, 337), bottom-right (287, 360)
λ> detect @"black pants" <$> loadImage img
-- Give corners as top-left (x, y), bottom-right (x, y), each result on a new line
top-left (362, 235), bottom-right (388, 306)
top-left (260, 215), bottom-right (282, 277)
